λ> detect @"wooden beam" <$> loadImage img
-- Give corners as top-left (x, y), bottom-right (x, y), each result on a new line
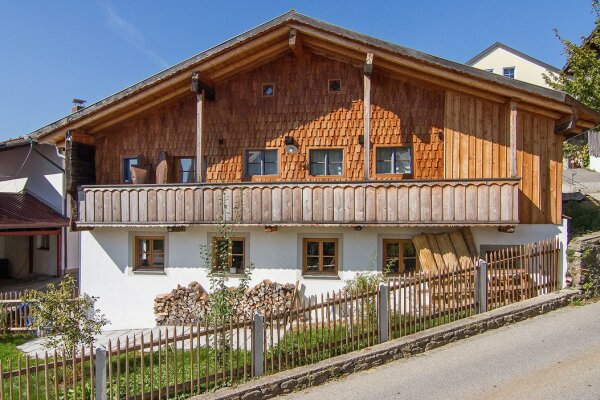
top-left (363, 53), bottom-right (373, 180)
top-left (195, 81), bottom-right (205, 183)
top-left (555, 115), bottom-right (578, 135)
top-left (191, 72), bottom-right (215, 101)
top-left (289, 28), bottom-right (303, 57)
top-left (56, 229), bottom-right (62, 276)
top-left (28, 235), bottom-right (34, 275)
top-left (509, 99), bottom-right (518, 177)
top-left (364, 52), bottom-right (374, 75)
top-left (0, 230), bottom-right (61, 237)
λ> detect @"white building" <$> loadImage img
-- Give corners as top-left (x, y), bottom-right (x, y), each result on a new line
top-left (466, 42), bottom-right (561, 88)
top-left (0, 137), bottom-right (79, 281)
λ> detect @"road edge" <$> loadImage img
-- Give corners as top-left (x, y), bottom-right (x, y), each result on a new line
top-left (193, 290), bottom-right (579, 400)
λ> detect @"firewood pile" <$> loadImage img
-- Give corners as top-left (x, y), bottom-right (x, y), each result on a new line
top-left (154, 279), bottom-right (297, 325)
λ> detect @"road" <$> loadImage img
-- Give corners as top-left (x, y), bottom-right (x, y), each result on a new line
top-left (276, 301), bottom-right (600, 400)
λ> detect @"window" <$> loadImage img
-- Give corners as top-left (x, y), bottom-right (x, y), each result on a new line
top-left (262, 83), bottom-right (274, 97)
top-left (375, 147), bottom-right (412, 175)
top-left (134, 237), bottom-right (165, 270)
top-left (383, 239), bottom-right (418, 274)
top-left (503, 67), bottom-right (515, 79)
top-left (303, 238), bottom-right (338, 275)
top-left (212, 237), bottom-right (245, 274)
top-left (245, 150), bottom-right (278, 177)
top-left (123, 157), bottom-right (138, 183)
top-left (36, 235), bottom-right (50, 250)
top-left (309, 149), bottom-right (343, 176)
top-left (174, 157), bottom-right (196, 183)
top-left (328, 79), bottom-right (341, 93)
top-left (484, 68), bottom-right (494, 73)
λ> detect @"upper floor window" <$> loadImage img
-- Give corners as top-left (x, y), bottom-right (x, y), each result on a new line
top-left (174, 157), bottom-right (196, 183)
top-left (309, 149), bottom-right (343, 176)
top-left (262, 83), bottom-right (274, 97)
top-left (383, 239), bottom-right (418, 275)
top-left (328, 79), bottom-right (341, 93)
top-left (376, 147), bottom-right (412, 175)
top-left (212, 237), bottom-right (246, 274)
top-left (246, 150), bottom-right (278, 177)
top-left (135, 236), bottom-right (165, 270)
top-left (122, 157), bottom-right (138, 183)
top-left (503, 67), bottom-right (515, 79)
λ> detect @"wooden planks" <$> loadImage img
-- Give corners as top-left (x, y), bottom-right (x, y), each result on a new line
top-left (77, 179), bottom-right (520, 226)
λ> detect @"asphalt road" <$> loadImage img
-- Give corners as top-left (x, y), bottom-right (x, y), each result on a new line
top-left (276, 301), bottom-right (600, 400)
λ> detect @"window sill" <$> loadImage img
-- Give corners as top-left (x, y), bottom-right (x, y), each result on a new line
top-left (302, 274), bottom-right (340, 280)
top-left (132, 269), bottom-right (166, 275)
top-left (209, 272), bottom-right (247, 278)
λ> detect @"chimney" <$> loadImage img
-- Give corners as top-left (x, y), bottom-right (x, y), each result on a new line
top-left (72, 98), bottom-right (86, 113)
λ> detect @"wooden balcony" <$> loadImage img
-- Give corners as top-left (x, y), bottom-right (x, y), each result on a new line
top-left (76, 179), bottom-right (520, 227)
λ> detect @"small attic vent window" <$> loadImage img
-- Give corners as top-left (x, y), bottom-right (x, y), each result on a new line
top-left (328, 79), bottom-right (341, 93)
top-left (263, 83), bottom-right (274, 97)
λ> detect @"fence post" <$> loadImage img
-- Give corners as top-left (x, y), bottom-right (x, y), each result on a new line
top-left (378, 283), bottom-right (389, 344)
top-left (252, 313), bottom-right (264, 377)
top-left (476, 260), bottom-right (488, 314)
top-left (558, 241), bottom-right (565, 289)
top-left (95, 347), bottom-right (107, 400)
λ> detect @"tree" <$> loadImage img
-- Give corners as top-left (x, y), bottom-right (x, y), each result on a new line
top-left (544, 1), bottom-right (600, 111)
top-left (24, 275), bottom-right (108, 355)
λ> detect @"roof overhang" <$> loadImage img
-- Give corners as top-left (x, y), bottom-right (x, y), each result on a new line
top-left (29, 11), bottom-right (600, 144)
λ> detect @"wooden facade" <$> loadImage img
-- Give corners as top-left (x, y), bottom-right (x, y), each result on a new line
top-left (77, 179), bottom-right (519, 226)
top-left (32, 12), bottom-right (599, 228)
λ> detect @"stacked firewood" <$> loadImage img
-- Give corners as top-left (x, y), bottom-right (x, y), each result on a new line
top-left (154, 281), bottom-right (209, 325)
top-left (154, 279), bottom-right (297, 325)
top-left (237, 280), bottom-right (296, 318)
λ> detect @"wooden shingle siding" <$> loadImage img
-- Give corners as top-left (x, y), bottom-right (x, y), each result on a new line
top-left (77, 179), bottom-right (519, 226)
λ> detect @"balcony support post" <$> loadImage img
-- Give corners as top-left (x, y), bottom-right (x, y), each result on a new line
top-left (193, 72), bottom-right (205, 183)
top-left (363, 53), bottom-right (373, 180)
top-left (509, 99), bottom-right (518, 178)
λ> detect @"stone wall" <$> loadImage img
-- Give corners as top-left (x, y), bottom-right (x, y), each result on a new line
top-left (568, 232), bottom-right (600, 298)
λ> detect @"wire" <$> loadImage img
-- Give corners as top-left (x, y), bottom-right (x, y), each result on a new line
top-left (0, 140), bottom-right (34, 179)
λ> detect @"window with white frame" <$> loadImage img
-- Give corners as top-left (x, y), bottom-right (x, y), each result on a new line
top-left (503, 67), bottom-right (515, 79)
top-left (375, 147), bottom-right (412, 175)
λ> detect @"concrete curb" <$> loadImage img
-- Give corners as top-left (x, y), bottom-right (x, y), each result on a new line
top-left (193, 290), bottom-right (579, 400)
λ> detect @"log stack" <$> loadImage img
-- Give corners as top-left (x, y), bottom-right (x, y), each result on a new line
top-left (154, 279), bottom-right (297, 325)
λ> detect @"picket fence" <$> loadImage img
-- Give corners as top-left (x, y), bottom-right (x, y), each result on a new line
top-left (0, 239), bottom-right (560, 400)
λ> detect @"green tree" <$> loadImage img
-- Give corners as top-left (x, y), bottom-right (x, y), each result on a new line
top-left (544, 1), bottom-right (600, 111)
top-left (24, 275), bottom-right (108, 355)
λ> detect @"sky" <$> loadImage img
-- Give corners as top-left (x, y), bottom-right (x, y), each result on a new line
top-left (0, 1), bottom-right (596, 141)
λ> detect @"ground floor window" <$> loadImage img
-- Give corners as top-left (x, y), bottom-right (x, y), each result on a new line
top-left (134, 236), bottom-right (165, 270)
top-left (36, 235), bottom-right (50, 250)
top-left (212, 237), bottom-right (246, 274)
top-left (303, 238), bottom-right (338, 275)
top-left (383, 239), bottom-right (418, 274)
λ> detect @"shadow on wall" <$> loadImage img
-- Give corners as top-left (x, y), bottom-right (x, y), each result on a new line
top-left (563, 196), bottom-right (600, 240)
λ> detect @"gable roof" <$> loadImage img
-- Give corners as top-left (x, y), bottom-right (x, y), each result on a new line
top-left (466, 42), bottom-right (562, 74)
top-left (0, 192), bottom-right (68, 230)
top-left (29, 11), bottom-right (600, 143)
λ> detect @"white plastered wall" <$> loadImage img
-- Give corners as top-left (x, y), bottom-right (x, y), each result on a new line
top-left (81, 223), bottom-right (565, 330)
top-left (469, 47), bottom-right (556, 88)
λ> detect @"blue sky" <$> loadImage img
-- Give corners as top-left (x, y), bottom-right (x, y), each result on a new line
top-left (0, 1), bottom-right (595, 141)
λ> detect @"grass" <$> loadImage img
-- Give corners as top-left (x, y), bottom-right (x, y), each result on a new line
top-left (0, 332), bottom-right (35, 371)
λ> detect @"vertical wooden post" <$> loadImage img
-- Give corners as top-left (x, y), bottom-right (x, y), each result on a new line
top-left (509, 99), bottom-right (518, 178)
top-left (28, 236), bottom-right (34, 274)
top-left (56, 229), bottom-right (62, 277)
top-left (363, 53), bottom-right (374, 180)
top-left (95, 347), bottom-right (107, 400)
top-left (377, 283), bottom-right (389, 343)
top-left (193, 72), bottom-right (205, 183)
top-left (476, 259), bottom-right (488, 313)
top-left (252, 313), bottom-right (264, 377)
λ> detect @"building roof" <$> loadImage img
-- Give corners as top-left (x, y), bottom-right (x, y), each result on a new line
top-left (28, 11), bottom-right (600, 142)
top-left (466, 42), bottom-right (562, 74)
top-left (0, 192), bottom-right (68, 230)
top-left (0, 136), bottom-right (30, 152)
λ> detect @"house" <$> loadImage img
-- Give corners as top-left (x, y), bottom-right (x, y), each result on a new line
top-left (466, 42), bottom-right (561, 88)
top-left (0, 137), bottom-right (77, 281)
top-left (28, 12), bottom-right (600, 329)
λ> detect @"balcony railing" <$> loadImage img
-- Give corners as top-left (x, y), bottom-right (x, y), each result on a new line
top-left (77, 179), bottom-right (520, 226)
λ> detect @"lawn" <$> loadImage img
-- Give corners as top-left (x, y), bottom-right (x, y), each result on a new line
top-left (0, 332), bottom-right (35, 370)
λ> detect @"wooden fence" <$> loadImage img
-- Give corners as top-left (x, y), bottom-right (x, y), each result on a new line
top-left (0, 239), bottom-right (561, 399)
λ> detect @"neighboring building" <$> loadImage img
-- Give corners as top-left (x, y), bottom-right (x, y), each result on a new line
top-left (0, 137), bottom-right (77, 280)
top-left (28, 12), bottom-right (600, 329)
top-left (466, 42), bottom-right (561, 88)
